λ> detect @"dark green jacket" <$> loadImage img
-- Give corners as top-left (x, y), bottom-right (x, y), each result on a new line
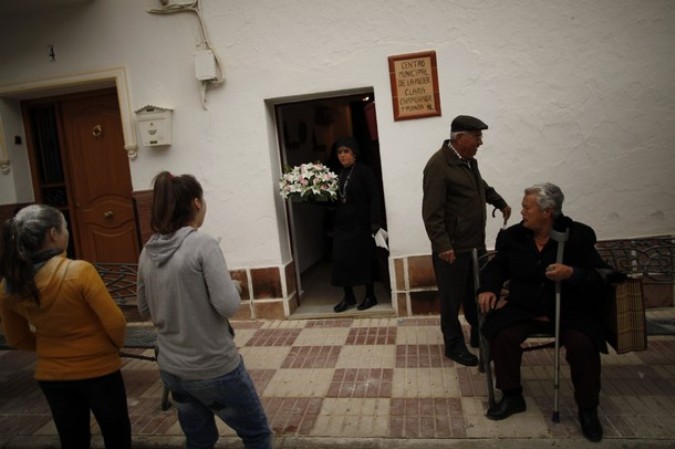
top-left (422, 140), bottom-right (507, 254)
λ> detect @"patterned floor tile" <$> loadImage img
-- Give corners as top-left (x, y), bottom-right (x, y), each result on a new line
top-left (636, 340), bottom-right (675, 364)
top-left (263, 368), bottom-right (334, 397)
top-left (293, 327), bottom-right (350, 346)
top-left (232, 328), bottom-right (258, 347)
top-left (397, 317), bottom-right (440, 327)
top-left (2, 310), bottom-right (675, 444)
top-left (263, 397), bottom-right (322, 436)
top-left (335, 345), bottom-right (396, 369)
top-left (395, 344), bottom-right (450, 368)
top-left (0, 415), bottom-right (53, 436)
top-left (239, 346), bottom-right (292, 369)
top-left (232, 321), bottom-right (266, 330)
top-left (245, 328), bottom-right (302, 346)
top-left (455, 366), bottom-right (489, 397)
top-left (393, 366), bottom-right (462, 398)
top-left (0, 381), bottom-right (50, 415)
top-left (281, 346), bottom-right (341, 369)
top-left (311, 398), bottom-right (389, 437)
top-left (305, 319), bottom-right (353, 328)
top-left (260, 320), bottom-right (307, 330)
top-left (123, 369), bottom-right (163, 399)
top-left (248, 368), bottom-right (277, 395)
top-left (32, 419), bottom-right (58, 436)
top-left (603, 365), bottom-right (675, 396)
top-left (389, 397), bottom-right (466, 438)
top-left (327, 368), bottom-right (393, 398)
top-left (350, 318), bottom-right (397, 328)
top-left (345, 326), bottom-right (396, 345)
top-left (134, 410), bottom-right (178, 436)
top-left (395, 325), bottom-right (444, 345)
top-left (128, 393), bottom-right (165, 418)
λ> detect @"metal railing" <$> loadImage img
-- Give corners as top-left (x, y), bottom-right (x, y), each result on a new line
top-left (93, 263), bottom-right (138, 305)
top-left (596, 236), bottom-right (674, 283)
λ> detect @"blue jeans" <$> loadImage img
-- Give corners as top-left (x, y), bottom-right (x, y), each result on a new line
top-left (160, 359), bottom-right (273, 449)
top-left (38, 370), bottom-right (131, 449)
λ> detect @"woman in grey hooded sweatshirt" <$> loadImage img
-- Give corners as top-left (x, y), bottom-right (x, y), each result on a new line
top-left (137, 171), bottom-right (272, 449)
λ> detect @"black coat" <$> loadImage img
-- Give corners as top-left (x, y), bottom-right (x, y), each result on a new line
top-left (331, 163), bottom-right (381, 286)
top-left (478, 215), bottom-right (611, 352)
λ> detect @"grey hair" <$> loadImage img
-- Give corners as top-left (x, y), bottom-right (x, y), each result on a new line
top-left (450, 131), bottom-right (483, 141)
top-left (524, 183), bottom-right (564, 218)
top-left (450, 131), bottom-right (467, 141)
top-left (13, 204), bottom-right (65, 258)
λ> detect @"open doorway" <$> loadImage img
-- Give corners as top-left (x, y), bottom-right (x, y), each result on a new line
top-left (276, 91), bottom-right (392, 317)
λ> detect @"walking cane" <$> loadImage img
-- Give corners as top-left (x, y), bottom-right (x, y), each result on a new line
top-left (472, 249), bottom-right (495, 407)
top-left (549, 227), bottom-right (569, 423)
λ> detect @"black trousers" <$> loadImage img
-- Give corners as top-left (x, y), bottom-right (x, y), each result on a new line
top-left (39, 370), bottom-right (131, 449)
top-left (432, 251), bottom-right (480, 350)
top-left (491, 319), bottom-right (601, 408)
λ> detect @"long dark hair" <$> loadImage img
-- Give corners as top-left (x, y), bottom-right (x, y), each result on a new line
top-left (150, 171), bottom-right (203, 234)
top-left (0, 204), bottom-right (64, 304)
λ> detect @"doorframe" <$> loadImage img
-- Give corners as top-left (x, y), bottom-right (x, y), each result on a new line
top-left (0, 67), bottom-right (138, 158)
top-left (0, 68), bottom-right (138, 261)
top-left (272, 88), bottom-right (388, 310)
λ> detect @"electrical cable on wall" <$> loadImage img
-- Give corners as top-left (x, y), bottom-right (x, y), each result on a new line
top-left (148, 0), bottom-right (225, 109)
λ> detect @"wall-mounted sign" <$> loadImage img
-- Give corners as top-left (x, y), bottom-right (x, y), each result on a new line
top-left (388, 51), bottom-right (441, 121)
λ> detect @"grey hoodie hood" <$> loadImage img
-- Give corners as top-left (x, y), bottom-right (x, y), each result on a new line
top-left (143, 227), bottom-right (196, 265)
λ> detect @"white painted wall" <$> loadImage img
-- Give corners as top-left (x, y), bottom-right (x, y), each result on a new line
top-left (0, 99), bottom-right (34, 204)
top-left (1, 0), bottom-right (674, 269)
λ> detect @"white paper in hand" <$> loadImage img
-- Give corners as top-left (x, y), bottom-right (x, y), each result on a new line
top-left (372, 228), bottom-right (389, 251)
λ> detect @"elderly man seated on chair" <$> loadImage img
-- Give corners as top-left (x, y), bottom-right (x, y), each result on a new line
top-left (477, 182), bottom-right (611, 443)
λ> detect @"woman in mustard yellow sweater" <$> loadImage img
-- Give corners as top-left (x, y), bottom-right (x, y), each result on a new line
top-left (0, 204), bottom-right (131, 449)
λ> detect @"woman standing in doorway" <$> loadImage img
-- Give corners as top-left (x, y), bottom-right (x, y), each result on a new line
top-left (331, 137), bottom-right (383, 313)
top-left (137, 171), bottom-right (272, 449)
top-left (0, 204), bottom-right (131, 449)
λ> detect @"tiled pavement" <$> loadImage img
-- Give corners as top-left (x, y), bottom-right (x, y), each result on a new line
top-left (2, 312), bottom-right (675, 448)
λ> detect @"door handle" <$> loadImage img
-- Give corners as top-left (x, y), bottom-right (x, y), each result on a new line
top-left (103, 210), bottom-right (114, 219)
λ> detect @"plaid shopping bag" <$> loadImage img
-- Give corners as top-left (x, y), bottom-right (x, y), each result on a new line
top-left (604, 278), bottom-right (648, 354)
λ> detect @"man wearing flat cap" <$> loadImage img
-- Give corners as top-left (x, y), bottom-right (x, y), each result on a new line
top-left (422, 115), bottom-right (511, 366)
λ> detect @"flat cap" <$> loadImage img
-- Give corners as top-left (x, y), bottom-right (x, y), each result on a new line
top-left (451, 115), bottom-right (488, 133)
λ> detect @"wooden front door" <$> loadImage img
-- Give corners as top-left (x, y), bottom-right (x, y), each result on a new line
top-left (24, 88), bottom-right (139, 263)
